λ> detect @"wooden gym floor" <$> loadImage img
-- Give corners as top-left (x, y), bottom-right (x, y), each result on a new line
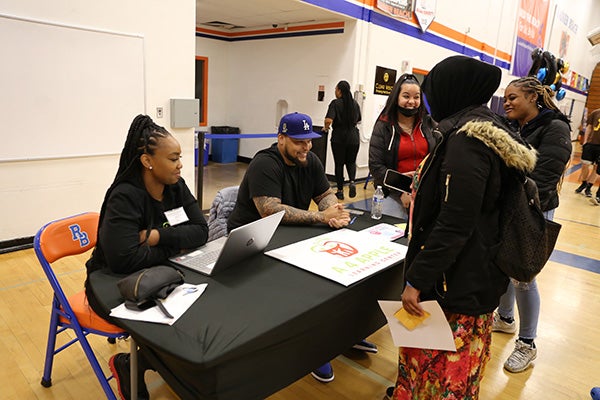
top-left (1, 145), bottom-right (598, 399)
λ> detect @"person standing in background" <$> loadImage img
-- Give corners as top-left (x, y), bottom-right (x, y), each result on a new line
top-left (574, 107), bottom-right (600, 202)
top-left (368, 74), bottom-right (436, 219)
top-left (493, 76), bottom-right (572, 373)
top-left (323, 80), bottom-right (362, 200)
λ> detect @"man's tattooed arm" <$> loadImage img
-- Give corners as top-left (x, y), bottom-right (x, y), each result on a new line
top-left (253, 196), bottom-right (325, 225)
top-left (314, 189), bottom-right (337, 211)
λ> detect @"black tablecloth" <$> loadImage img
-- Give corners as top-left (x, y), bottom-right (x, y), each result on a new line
top-left (87, 213), bottom-right (406, 400)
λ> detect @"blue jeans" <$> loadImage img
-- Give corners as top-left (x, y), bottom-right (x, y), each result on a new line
top-left (496, 208), bottom-right (555, 340)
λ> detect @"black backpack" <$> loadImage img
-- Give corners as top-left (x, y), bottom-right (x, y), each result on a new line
top-left (493, 170), bottom-right (562, 282)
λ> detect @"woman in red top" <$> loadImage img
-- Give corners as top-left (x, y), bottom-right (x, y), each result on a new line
top-left (368, 74), bottom-right (436, 218)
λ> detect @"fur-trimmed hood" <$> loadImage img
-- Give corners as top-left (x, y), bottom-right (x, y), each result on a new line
top-left (459, 120), bottom-right (537, 174)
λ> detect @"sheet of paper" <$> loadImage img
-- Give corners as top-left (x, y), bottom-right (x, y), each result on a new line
top-left (359, 222), bottom-right (406, 241)
top-left (110, 283), bottom-right (207, 326)
top-left (265, 229), bottom-right (407, 286)
top-left (378, 300), bottom-right (456, 351)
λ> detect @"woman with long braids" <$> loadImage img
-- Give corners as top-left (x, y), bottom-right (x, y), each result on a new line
top-left (323, 80), bottom-right (362, 199)
top-left (492, 76), bottom-right (571, 373)
top-left (85, 114), bottom-right (208, 399)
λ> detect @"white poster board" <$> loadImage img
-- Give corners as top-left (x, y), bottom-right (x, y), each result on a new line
top-left (265, 229), bottom-right (408, 286)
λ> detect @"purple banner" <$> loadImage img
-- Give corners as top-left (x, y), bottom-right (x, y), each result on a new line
top-left (513, 36), bottom-right (537, 77)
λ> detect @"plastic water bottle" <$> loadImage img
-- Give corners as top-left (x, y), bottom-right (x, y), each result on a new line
top-left (371, 185), bottom-right (384, 220)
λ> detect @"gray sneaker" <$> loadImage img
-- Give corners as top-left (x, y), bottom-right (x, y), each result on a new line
top-left (492, 311), bottom-right (516, 334)
top-left (504, 339), bottom-right (537, 373)
top-left (590, 196), bottom-right (600, 206)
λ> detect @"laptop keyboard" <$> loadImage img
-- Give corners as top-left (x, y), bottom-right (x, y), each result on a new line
top-left (183, 249), bottom-right (220, 270)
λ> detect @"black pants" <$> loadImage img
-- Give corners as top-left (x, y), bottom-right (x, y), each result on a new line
top-left (331, 142), bottom-right (359, 191)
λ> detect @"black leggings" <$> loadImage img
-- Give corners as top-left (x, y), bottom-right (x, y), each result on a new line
top-left (331, 142), bottom-right (359, 191)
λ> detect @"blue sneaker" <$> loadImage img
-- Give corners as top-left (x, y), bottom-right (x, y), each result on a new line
top-left (352, 339), bottom-right (378, 353)
top-left (311, 362), bottom-right (334, 383)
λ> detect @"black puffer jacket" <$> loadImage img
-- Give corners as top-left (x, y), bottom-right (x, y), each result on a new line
top-left (406, 105), bottom-right (537, 315)
top-left (513, 109), bottom-right (571, 211)
top-left (368, 115), bottom-right (437, 196)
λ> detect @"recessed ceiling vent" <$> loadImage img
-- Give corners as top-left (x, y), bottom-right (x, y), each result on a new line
top-left (201, 21), bottom-right (245, 30)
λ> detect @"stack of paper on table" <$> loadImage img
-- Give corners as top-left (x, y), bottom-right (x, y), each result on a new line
top-left (265, 228), bottom-right (408, 286)
top-left (359, 222), bottom-right (406, 241)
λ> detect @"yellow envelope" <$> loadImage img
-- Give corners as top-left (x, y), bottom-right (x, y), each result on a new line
top-left (394, 307), bottom-right (431, 330)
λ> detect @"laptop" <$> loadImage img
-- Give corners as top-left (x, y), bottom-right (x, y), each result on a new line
top-left (169, 210), bottom-right (285, 276)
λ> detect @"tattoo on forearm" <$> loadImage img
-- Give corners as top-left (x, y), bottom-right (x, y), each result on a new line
top-left (254, 196), bottom-right (324, 225)
top-left (315, 189), bottom-right (337, 211)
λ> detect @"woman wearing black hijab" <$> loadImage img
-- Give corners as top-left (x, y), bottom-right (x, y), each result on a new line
top-left (386, 56), bottom-right (537, 399)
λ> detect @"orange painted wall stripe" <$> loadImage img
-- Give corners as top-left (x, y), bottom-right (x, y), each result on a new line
top-left (196, 21), bottom-right (345, 39)
top-left (426, 20), bottom-right (512, 62)
top-left (413, 67), bottom-right (429, 76)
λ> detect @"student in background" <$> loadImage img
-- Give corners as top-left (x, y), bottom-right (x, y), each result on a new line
top-left (493, 76), bottom-right (572, 373)
top-left (323, 80), bottom-right (362, 200)
top-left (388, 56), bottom-right (536, 399)
top-left (574, 107), bottom-right (600, 202)
top-left (85, 114), bottom-right (209, 400)
top-left (227, 112), bottom-right (377, 383)
top-left (368, 73), bottom-right (436, 219)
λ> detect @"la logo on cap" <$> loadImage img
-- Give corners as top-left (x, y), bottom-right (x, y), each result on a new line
top-left (303, 120), bottom-right (310, 131)
top-left (282, 123), bottom-right (288, 133)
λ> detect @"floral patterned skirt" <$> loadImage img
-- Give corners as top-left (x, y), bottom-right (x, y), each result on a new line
top-left (391, 312), bottom-right (493, 400)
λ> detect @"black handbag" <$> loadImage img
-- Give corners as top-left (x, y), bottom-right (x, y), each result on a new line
top-left (117, 265), bottom-right (184, 318)
top-left (494, 173), bottom-right (561, 282)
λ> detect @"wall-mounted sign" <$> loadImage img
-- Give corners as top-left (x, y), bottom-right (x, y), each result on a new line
top-left (415, 0), bottom-right (436, 33)
top-left (376, 0), bottom-right (413, 21)
top-left (318, 84), bottom-right (325, 101)
top-left (374, 66), bottom-right (397, 96)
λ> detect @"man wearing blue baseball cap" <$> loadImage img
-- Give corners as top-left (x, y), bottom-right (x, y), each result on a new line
top-left (227, 112), bottom-right (377, 383)
top-left (227, 112), bottom-right (349, 231)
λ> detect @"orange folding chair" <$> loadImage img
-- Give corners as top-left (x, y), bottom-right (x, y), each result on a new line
top-left (34, 212), bottom-right (128, 399)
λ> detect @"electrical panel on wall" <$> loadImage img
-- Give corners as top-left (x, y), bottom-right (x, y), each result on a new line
top-left (170, 98), bottom-right (199, 128)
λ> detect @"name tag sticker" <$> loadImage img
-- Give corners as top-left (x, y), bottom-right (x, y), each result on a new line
top-left (164, 207), bottom-right (189, 226)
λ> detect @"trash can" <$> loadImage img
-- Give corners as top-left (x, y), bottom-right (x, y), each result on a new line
top-left (210, 126), bottom-right (240, 163)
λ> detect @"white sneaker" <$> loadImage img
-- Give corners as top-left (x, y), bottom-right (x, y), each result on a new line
top-left (504, 339), bottom-right (537, 373)
top-left (492, 311), bottom-right (516, 334)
